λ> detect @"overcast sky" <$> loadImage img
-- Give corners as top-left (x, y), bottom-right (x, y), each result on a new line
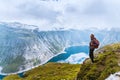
top-left (0, 0), bottom-right (120, 30)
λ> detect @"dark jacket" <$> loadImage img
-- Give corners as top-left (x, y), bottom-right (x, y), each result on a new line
top-left (89, 38), bottom-right (97, 49)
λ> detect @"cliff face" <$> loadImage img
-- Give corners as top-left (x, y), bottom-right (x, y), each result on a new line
top-left (77, 43), bottom-right (120, 80)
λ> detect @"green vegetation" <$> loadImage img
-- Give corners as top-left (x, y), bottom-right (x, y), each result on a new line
top-left (77, 43), bottom-right (120, 80)
top-left (3, 75), bottom-right (22, 80)
top-left (4, 43), bottom-right (120, 80)
top-left (3, 62), bottom-right (80, 80)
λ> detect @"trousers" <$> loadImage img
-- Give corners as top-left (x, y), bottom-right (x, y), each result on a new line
top-left (89, 48), bottom-right (95, 63)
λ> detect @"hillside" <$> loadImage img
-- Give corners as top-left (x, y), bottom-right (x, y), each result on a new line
top-left (3, 63), bottom-right (80, 80)
top-left (3, 43), bottom-right (120, 80)
top-left (77, 43), bottom-right (120, 80)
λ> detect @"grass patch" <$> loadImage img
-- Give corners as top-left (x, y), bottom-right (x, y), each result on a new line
top-left (3, 75), bottom-right (22, 80)
top-left (77, 43), bottom-right (120, 80)
top-left (3, 62), bottom-right (80, 80)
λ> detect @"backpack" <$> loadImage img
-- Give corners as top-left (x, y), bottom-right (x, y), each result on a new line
top-left (93, 39), bottom-right (99, 48)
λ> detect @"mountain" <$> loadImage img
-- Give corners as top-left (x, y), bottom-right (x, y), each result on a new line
top-left (101, 28), bottom-right (120, 46)
top-left (3, 43), bottom-right (120, 80)
top-left (0, 23), bottom-right (81, 74)
top-left (0, 22), bottom-right (120, 74)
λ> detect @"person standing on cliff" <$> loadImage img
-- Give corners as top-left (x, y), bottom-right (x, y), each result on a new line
top-left (89, 34), bottom-right (99, 63)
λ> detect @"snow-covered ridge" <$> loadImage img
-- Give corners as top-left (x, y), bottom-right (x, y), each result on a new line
top-left (0, 22), bottom-right (69, 31)
top-left (0, 22), bottom-right (115, 31)
top-left (0, 22), bottom-right (38, 30)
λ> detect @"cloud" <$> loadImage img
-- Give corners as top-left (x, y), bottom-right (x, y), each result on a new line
top-left (54, 0), bottom-right (109, 30)
top-left (0, 0), bottom-right (62, 29)
top-left (83, 0), bottom-right (106, 15)
top-left (0, 0), bottom-right (120, 30)
top-left (17, 2), bottom-right (61, 22)
top-left (58, 53), bottom-right (89, 64)
top-left (103, 0), bottom-right (120, 28)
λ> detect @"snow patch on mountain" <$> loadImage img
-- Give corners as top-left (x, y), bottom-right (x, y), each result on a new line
top-left (58, 53), bottom-right (89, 64)
top-left (105, 72), bottom-right (120, 80)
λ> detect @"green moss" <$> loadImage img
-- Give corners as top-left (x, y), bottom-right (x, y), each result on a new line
top-left (4, 62), bottom-right (80, 80)
top-left (77, 43), bottom-right (120, 80)
top-left (24, 63), bottom-right (80, 80)
top-left (3, 74), bottom-right (22, 80)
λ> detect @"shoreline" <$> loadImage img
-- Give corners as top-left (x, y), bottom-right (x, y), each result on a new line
top-left (0, 46), bottom-right (67, 75)
top-left (0, 44), bottom-right (88, 76)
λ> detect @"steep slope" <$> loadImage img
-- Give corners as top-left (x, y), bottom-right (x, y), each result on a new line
top-left (0, 24), bottom-right (87, 74)
top-left (77, 43), bottom-right (120, 80)
top-left (3, 62), bottom-right (80, 80)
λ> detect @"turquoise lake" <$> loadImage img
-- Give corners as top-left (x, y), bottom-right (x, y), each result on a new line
top-left (48, 45), bottom-right (89, 63)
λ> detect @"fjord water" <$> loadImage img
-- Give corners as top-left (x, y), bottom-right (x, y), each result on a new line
top-left (48, 45), bottom-right (89, 63)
